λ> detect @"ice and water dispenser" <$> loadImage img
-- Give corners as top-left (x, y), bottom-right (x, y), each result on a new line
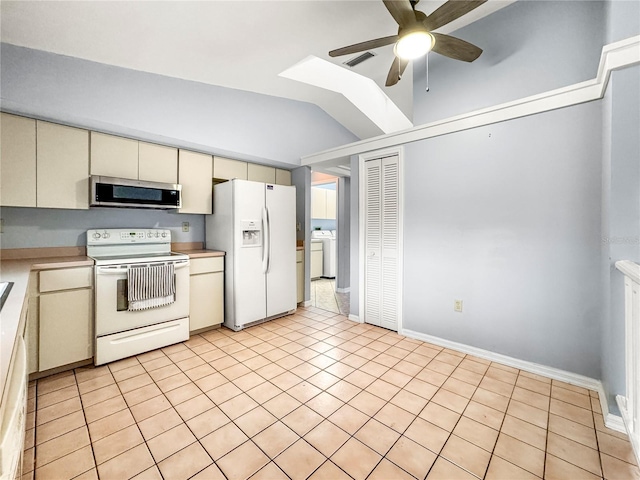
top-left (241, 220), bottom-right (261, 247)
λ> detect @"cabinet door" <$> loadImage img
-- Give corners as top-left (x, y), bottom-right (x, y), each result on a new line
top-left (247, 164), bottom-right (276, 184)
top-left (138, 142), bottom-right (178, 184)
top-left (90, 132), bottom-right (139, 180)
top-left (275, 169), bottom-right (292, 186)
top-left (214, 157), bottom-right (247, 180)
top-left (39, 289), bottom-right (93, 371)
top-left (37, 121), bottom-right (90, 209)
top-left (190, 272), bottom-right (223, 331)
top-left (326, 189), bottom-right (337, 220)
top-left (178, 150), bottom-right (213, 214)
top-left (1, 113), bottom-right (36, 207)
top-left (311, 187), bottom-right (327, 219)
top-left (296, 256), bottom-right (304, 303)
top-left (311, 250), bottom-right (323, 278)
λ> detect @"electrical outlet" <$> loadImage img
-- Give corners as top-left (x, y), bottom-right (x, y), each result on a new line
top-left (182, 222), bottom-right (189, 232)
top-left (454, 299), bottom-right (463, 313)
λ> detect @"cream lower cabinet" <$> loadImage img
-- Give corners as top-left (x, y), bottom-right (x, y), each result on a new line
top-left (311, 242), bottom-right (323, 279)
top-left (189, 257), bottom-right (224, 332)
top-left (38, 267), bottom-right (93, 371)
top-left (296, 249), bottom-right (304, 303)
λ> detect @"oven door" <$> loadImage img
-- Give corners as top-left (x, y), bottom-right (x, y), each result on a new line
top-left (94, 259), bottom-right (190, 337)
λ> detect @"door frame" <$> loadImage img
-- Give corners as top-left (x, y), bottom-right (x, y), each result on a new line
top-left (358, 146), bottom-right (404, 332)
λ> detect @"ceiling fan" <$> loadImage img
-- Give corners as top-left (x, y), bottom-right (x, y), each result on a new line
top-left (329, 0), bottom-right (486, 86)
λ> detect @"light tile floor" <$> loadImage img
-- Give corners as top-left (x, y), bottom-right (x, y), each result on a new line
top-left (310, 279), bottom-right (349, 316)
top-left (23, 307), bottom-right (640, 480)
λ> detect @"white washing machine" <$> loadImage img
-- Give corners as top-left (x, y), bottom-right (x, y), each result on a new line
top-left (311, 230), bottom-right (336, 278)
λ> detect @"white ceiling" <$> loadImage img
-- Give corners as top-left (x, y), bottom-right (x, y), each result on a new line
top-left (0, 0), bottom-right (511, 140)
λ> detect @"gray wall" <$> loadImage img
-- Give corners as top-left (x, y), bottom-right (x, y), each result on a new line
top-left (336, 177), bottom-right (350, 291)
top-left (413, 1), bottom-right (605, 124)
top-left (403, 103), bottom-right (604, 377)
top-left (292, 166), bottom-right (311, 303)
top-left (0, 207), bottom-right (203, 248)
top-left (0, 43), bottom-right (358, 166)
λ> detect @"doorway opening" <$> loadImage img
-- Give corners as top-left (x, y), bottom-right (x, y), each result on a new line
top-left (310, 171), bottom-right (349, 315)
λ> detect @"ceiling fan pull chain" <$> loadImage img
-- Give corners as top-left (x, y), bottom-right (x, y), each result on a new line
top-left (425, 53), bottom-right (430, 92)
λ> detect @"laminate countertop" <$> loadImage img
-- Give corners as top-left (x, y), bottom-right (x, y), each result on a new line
top-left (0, 256), bottom-right (94, 403)
top-left (175, 249), bottom-right (225, 259)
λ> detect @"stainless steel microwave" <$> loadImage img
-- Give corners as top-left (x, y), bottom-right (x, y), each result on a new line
top-left (90, 175), bottom-right (182, 209)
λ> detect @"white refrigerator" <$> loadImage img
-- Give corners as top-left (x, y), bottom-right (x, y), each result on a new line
top-left (206, 179), bottom-right (297, 331)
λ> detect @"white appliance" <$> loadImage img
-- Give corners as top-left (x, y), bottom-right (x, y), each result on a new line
top-left (206, 179), bottom-right (296, 331)
top-left (87, 229), bottom-right (190, 365)
top-left (311, 230), bottom-right (336, 278)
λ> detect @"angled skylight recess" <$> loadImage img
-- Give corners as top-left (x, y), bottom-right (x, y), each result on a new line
top-left (279, 56), bottom-right (413, 135)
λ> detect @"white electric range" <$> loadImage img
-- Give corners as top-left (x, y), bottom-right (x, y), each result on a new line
top-left (87, 229), bottom-right (190, 365)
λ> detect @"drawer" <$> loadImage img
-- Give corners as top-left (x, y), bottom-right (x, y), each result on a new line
top-left (39, 267), bottom-right (93, 293)
top-left (190, 256), bottom-right (224, 275)
top-left (311, 242), bottom-right (323, 252)
top-left (296, 250), bottom-right (303, 263)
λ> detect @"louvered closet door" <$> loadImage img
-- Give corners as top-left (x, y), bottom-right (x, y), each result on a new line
top-left (364, 155), bottom-right (399, 331)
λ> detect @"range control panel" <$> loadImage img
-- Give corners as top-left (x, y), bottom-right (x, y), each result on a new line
top-left (87, 229), bottom-right (172, 245)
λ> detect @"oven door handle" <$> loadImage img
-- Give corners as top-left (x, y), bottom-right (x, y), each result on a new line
top-left (95, 260), bottom-right (189, 275)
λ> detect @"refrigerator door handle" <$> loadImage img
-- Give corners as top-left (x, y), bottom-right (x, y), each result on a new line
top-left (262, 206), bottom-right (270, 274)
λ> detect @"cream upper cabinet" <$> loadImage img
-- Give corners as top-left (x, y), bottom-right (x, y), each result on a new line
top-left (90, 132), bottom-right (138, 180)
top-left (248, 164), bottom-right (276, 184)
top-left (178, 149), bottom-right (213, 214)
top-left (311, 186), bottom-right (336, 219)
top-left (311, 187), bottom-right (327, 219)
top-left (276, 169), bottom-right (292, 186)
top-left (214, 157), bottom-right (247, 181)
top-left (37, 121), bottom-right (90, 210)
top-left (326, 189), bottom-right (337, 219)
top-left (138, 142), bottom-right (178, 184)
top-left (1, 113), bottom-right (36, 207)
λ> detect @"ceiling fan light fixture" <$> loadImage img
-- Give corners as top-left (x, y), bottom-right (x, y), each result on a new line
top-left (394, 31), bottom-right (434, 60)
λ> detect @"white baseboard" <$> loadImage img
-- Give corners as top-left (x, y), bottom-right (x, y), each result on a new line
top-left (299, 300), bottom-right (312, 307)
top-left (401, 328), bottom-right (626, 433)
top-left (348, 314), bottom-right (361, 323)
top-left (336, 287), bottom-right (351, 293)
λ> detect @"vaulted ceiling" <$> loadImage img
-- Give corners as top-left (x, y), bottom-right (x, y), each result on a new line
top-left (0, 1), bottom-right (511, 140)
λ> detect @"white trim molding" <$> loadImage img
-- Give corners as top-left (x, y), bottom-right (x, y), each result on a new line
top-left (614, 260), bottom-right (640, 465)
top-left (348, 314), bottom-right (362, 323)
top-left (302, 35), bottom-right (640, 167)
top-left (402, 328), bottom-right (627, 434)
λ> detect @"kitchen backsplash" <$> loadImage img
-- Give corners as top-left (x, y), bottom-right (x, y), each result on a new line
top-left (311, 219), bottom-right (336, 231)
top-left (0, 207), bottom-right (204, 249)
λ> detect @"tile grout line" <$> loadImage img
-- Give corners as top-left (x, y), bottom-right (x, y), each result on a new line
top-left (28, 307), bottom-right (638, 480)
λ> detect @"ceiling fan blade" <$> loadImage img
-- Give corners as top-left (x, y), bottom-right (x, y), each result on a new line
top-left (329, 35), bottom-right (398, 57)
top-left (423, 0), bottom-right (487, 31)
top-left (383, 0), bottom-right (418, 28)
top-left (385, 56), bottom-right (409, 86)
top-left (431, 32), bottom-right (482, 62)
